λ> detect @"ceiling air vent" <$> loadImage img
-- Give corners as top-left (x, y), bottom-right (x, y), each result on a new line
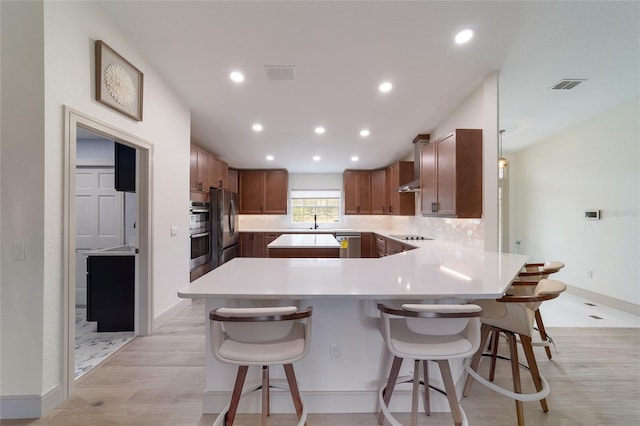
top-left (551, 79), bottom-right (586, 90)
top-left (265, 65), bottom-right (296, 81)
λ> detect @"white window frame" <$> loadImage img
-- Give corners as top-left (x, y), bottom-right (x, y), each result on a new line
top-left (290, 189), bottom-right (341, 225)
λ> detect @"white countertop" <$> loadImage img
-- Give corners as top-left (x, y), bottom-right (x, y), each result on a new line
top-left (179, 239), bottom-right (528, 300)
top-left (86, 245), bottom-right (137, 256)
top-left (267, 233), bottom-right (341, 249)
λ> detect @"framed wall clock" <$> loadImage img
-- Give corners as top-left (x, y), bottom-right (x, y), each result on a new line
top-left (95, 40), bottom-right (144, 121)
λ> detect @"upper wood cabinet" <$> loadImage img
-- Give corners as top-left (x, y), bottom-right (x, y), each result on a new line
top-left (227, 168), bottom-right (239, 193)
top-left (239, 169), bottom-right (288, 214)
top-left (343, 170), bottom-right (372, 215)
top-left (209, 156), bottom-right (228, 191)
top-left (190, 144), bottom-right (228, 194)
top-left (371, 169), bottom-right (387, 214)
top-left (386, 161), bottom-right (415, 216)
top-left (420, 129), bottom-right (483, 218)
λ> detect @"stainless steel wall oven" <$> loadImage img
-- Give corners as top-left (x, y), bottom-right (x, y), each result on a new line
top-left (189, 201), bottom-right (211, 269)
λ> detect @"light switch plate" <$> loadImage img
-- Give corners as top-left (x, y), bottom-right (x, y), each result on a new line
top-left (170, 226), bottom-right (178, 237)
top-left (12, 241), bottom-right (25, 261)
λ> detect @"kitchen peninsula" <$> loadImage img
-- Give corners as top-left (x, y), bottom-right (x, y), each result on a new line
top-left (178, 238), bottom-right (528, 414)
top-left (267, 233), bottom-right (341, 258)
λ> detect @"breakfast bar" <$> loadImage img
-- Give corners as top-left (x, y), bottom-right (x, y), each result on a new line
top-left (178, 238), bottom-right (528, 414)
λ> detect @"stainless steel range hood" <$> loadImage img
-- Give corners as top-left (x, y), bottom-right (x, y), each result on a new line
top-left (398, 133), bottom-right (430, 192)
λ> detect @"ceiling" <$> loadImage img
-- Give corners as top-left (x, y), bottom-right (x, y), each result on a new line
top-left (98, 1), bottom-right (639, 173)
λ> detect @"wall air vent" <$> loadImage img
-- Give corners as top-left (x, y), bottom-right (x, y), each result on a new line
top-left (265, 65), bottom-right (296, 81)
top-left (551, 79), bottom-right (586, 90)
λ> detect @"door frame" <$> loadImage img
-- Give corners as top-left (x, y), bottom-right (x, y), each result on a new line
top-left (62, 106), bottom-right (154, 397)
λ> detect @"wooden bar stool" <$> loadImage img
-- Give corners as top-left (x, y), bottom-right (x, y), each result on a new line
top-left (209, 306), bottom-right (313, 426)
top-left (463, 279), bottom-right (567, 426)
top-left (511, 261), bottom-right (565, 359)
top-left (377, 303), bottom-right (482, 426)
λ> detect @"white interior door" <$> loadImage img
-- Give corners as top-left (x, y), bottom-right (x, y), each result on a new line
top-left (75, 167), bottom-right (123, 306)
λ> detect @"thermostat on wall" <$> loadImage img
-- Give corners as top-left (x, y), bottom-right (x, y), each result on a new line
top-left (584, 210), bottom-right (600, 220)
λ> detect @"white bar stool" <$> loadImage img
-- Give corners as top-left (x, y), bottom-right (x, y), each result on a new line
top-left (377, 303), bottom-right (482, 426)
top-left (209, 306), bottom-right (313, 426)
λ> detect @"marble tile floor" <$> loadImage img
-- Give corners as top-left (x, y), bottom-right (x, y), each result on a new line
top-left (75, 307), bottom-right (134, 380)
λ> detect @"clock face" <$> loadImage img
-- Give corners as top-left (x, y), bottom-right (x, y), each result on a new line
top-left (104, 63), bottom-right (136, 107)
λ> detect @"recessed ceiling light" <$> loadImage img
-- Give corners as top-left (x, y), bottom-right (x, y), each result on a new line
top-left (313, 155), bottom-right (321, 161)
top-left (378, 81), bottom-right (392, 93)
top-left (351, 156), bottom-right (359, 162)
top-left (360, 129), bottom-right (370, 137)
top-left (266, 155), bottom-right (274, 161)
top-left (252, 123), bottom-right (263, 132)
top-left (314, 126), bottom-right (325, 134)
top-left (454, 28), bottom-right (474, 44)
top-left (230, 71), bottom-right (245, 83)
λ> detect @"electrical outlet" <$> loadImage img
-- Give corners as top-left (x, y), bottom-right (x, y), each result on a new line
top-left (586, 270), bottom-right (594, 279)
top-left (330, 343), bottom-right (341, 363)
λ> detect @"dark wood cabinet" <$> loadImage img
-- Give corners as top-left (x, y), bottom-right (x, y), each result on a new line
top-left (421, 129), bottom-right (483, 218)
top-left (240, 232), bottom-right (265, 257)
top-left (227, 168), bottom-right (238, 193)
top-left (360, 233), bottom-right (375, 258)
top-left (240, 232), bottom-right (282, 257)
top-left (371, 169), bottom-right (387, 214)
top-left (385, 238), bottom-right (404, 256)
top-left (375, 234), bottom-right (387, 258)
top-left (344, 170), bottom-right (371, 215)
top-left (345, 163), bottom-right (413, 216)
top-left (239, 169), bottom-right (288, 214)
top-left (115, 143), bottom-right (136, 192)
top-left (87, 255), bottom-right (134, 332)
top-left (190, 144), bottom-right (228, 196)
top-left (209, 156), bottom-right (228, 190)
top-left (387, 161), bottom-right (415, 215)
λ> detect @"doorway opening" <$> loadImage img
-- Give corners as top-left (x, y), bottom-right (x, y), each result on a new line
top-left (63, 107), bottom-right (153, 397)
top-left (74, 128), bottom-right (136, 379)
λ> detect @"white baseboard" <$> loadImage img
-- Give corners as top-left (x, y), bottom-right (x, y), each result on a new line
top-left (0, 385), bottom-right (64, 420)
top-left (567, 284), bottom-right (640, 315)
top-left (203, 382), bottom-right (460, 414)
top-left (152, 298), bottom-right (192, 331)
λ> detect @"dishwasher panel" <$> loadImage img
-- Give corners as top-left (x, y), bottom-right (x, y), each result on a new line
top-left (335, 232), bottom-right (362, 258)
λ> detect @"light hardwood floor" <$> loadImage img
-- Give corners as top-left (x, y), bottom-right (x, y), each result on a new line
top-left (3, 299), bottom-right (639, 426)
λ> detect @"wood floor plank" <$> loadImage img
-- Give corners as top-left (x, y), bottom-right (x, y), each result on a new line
top-left (3, 301), bottom-right (639, 426)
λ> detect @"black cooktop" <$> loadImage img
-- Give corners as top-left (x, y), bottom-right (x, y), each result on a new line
top-left (389, 234), bottom-right (433, 241)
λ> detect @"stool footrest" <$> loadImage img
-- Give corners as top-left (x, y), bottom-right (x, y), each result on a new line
top-left (378, 377), bottom-right (470, 426)
top-left (212, 379), bottom-right (308, 426)
top-left (464, 357), bottom-right (550, 402)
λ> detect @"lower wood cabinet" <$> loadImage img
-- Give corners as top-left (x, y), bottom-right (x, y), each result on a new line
top-left (87, 255), bottom-right (134, 332)
top-left (360, 233), bottom-right (375, 258)
top-left (375, 234), bottom-right (387, 258)
top-left (240, 232), bottom-right (281, 258)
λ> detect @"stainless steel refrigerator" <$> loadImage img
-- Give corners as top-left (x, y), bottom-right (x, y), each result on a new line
top-left (210, 188), bottom-right (239, 269)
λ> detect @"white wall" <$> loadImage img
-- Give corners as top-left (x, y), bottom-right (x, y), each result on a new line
top-left (510, 97), bottom-right (640, 306)
top-left (1, 0), bottom-right (46, 398)
top-left (1, 0), bottom-right (191, 414)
